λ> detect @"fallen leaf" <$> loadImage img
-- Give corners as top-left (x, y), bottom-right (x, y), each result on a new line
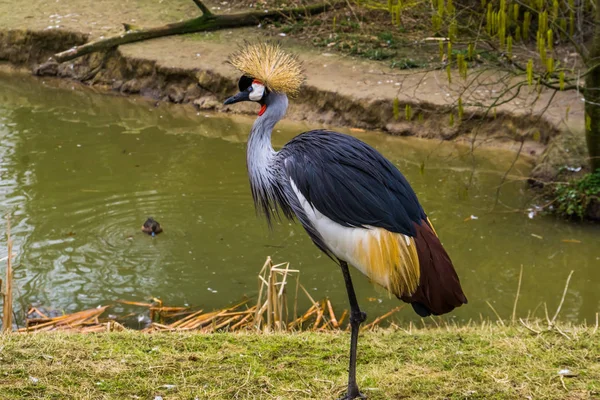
top-left (561, 239), bottom-right (581, 243)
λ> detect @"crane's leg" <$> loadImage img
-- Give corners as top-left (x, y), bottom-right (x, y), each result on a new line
top-left (339, 260), bottom-right (367, 400)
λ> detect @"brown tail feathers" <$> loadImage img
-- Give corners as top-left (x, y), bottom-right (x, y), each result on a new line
top-left (400, 219), bottom-right (467, 317)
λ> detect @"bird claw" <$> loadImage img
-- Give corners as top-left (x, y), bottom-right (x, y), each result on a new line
top-left (338, 391), bottom-right (366, 400)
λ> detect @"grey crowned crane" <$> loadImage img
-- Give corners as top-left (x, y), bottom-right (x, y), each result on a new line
top-left (224, 43), bottom-right (467, 400)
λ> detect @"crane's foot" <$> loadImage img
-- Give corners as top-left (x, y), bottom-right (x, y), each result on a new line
top-left (338, 390), bottom-right (366, 400)
top-left (338, 382), bottom-right (366, 400)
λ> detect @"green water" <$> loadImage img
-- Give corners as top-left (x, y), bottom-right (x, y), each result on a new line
top-left (0, 71), bottom-right (598, 326)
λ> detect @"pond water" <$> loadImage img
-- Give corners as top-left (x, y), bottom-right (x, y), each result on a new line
top-left (0, 71), bottom-right (598, 326)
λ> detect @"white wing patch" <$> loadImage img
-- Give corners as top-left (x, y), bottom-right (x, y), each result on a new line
top-left (289, 178), bottom-right (420, 295)
top-left (290, 179), bottom-right (363, 266)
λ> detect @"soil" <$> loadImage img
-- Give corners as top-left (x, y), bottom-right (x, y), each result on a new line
top-left (0, 0), bottom-right (589, 179)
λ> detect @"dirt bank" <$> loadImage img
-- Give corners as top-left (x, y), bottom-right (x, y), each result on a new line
top-left (0, 0), bottom-right (589, 176)
top-left (0, 28), bottom-right (553, 149)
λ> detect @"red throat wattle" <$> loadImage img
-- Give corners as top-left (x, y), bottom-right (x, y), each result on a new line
top-left (258, 104), bottom-right (267, 116)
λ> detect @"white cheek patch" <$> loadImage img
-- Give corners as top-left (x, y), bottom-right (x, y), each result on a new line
top-left (249, 82), bottom-right (265, 101)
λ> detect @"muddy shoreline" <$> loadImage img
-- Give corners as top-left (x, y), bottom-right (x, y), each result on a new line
top-left (1, 28), bottom-right (558, 152)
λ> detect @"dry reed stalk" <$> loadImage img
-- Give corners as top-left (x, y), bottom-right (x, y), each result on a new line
top-left (24, 313), bottom-right (72, 328)
top-left (254, 257), bottom-right (272, 329)
top-left (293, 267), bottom-right (300, 323)
top-left (17, 258), bottom-right (409, 334)
top-left (429, 316), bottom-right (440, 328)
top-left (167, 309), bottom-right (205, 328)
top-left (362, 305), bottom-right (405, 331)
top-left (79, 326), bottom-right (103, 333)
top-left (299, 283), bottom-right (319, 307)
top-left (117, 300), bottom-right (154, 307)
top-left (550, 270), bottom-right (574, 327)
top-left (108, 321), bottom-right (127, 331)
top-left (326, 299), bottom-right (339, 328)
top-left (338, 309), bottom-right (348, 327)
top-left (288, 304), bottom-right (318, 330)
top-left (150, 306), bottom-right (189, 324)
top-left (274, 263), bottom-right (290, 331)
top-left (27, 307), bottom-right (49, 319)
top-left (205, 314), bottom-right (244, 332)
top-left (220, 309), bottom-right (256, 317)
top-left (273, 266), bottom-right (287, 330)
top-left (24, 318), bottom-right (54, 324)
top-left (266, 263), bottom-right (274, 330)
top-left (313, 303), bottom-right (324, 331)
top-left (485, 300), bottom-right (506, 327)
top-left (152, 298), bottom-right (163, 307)
top-left (254, 257), bottom-right (302, 332)
top-left (2, 217), bottom-right (13, 332)
top-left (77, 321), bottom-right (125, 333)
top-left (177, 300), bottom-right (248, 330)
top-left (231, 313), bottom-right (253, 330)
top-left (148, 322), bottom-right (177, 331)
top-left (512, 264), bottom-right (524, 325)
top-left (180, 310), bottom-right (223, 330)
top-left (194, 313), bottom-right (223, 329)
top-left (160, 311), bottom-right (196, 321)
top-left (316, 321), bottom-right (332, 331)
top-left (150, 306), bottom-right (188, 313)
top-left (148, 298), bottom-right (165, 320)
top-left (19, 306), bottom-right (110, 332)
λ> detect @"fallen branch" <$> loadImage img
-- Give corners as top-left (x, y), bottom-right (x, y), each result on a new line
top-left (192, 0), bottom-right (212, 16)
top-left (53, 1), bottom-right (343, 63)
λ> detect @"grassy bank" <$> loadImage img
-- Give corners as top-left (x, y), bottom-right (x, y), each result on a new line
top-left (1, 324), bottom-right (598, 399)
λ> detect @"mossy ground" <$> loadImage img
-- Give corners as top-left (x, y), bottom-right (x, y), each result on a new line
top-left (1, 324), bottom-right (598, 399)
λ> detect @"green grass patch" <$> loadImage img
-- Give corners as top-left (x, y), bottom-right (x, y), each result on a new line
top-left (1, 324), bottom-right (598, 399)
top-left (553, 169), bottom-right (600, 219)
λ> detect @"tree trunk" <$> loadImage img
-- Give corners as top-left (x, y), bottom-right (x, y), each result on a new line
top-left (584, 0), bottom-right (600, 171)
top-left (54, 2), bottom-right (342, 63)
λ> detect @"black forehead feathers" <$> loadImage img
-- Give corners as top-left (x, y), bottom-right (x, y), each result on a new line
top-left (238, 75), bottom-right (254, 91)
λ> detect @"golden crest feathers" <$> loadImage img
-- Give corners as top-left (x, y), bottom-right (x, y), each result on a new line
top-left (228, 42), bottom-right (304, 96)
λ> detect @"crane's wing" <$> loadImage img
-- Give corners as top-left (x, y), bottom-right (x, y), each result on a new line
top-left (280, 130), bottom-right (426, 237)
top-left (279, 130), bottom-right (467, 317)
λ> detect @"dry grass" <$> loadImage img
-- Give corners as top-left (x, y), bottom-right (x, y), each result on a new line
top-left (1, 322), bottom-right (598, 399)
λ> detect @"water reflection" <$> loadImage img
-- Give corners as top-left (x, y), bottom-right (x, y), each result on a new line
top-left (0, 71), bottom-right (598, 324)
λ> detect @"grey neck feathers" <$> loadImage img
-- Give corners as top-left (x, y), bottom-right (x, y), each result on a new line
top-left (247, 93), bottom-right (289, 223)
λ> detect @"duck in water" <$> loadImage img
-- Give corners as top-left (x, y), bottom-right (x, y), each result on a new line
top-left (141, 217), bottom-right (162, 237)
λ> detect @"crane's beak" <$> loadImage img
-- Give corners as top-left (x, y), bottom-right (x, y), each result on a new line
top-left (224, 91), bottom-right (250, 105)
